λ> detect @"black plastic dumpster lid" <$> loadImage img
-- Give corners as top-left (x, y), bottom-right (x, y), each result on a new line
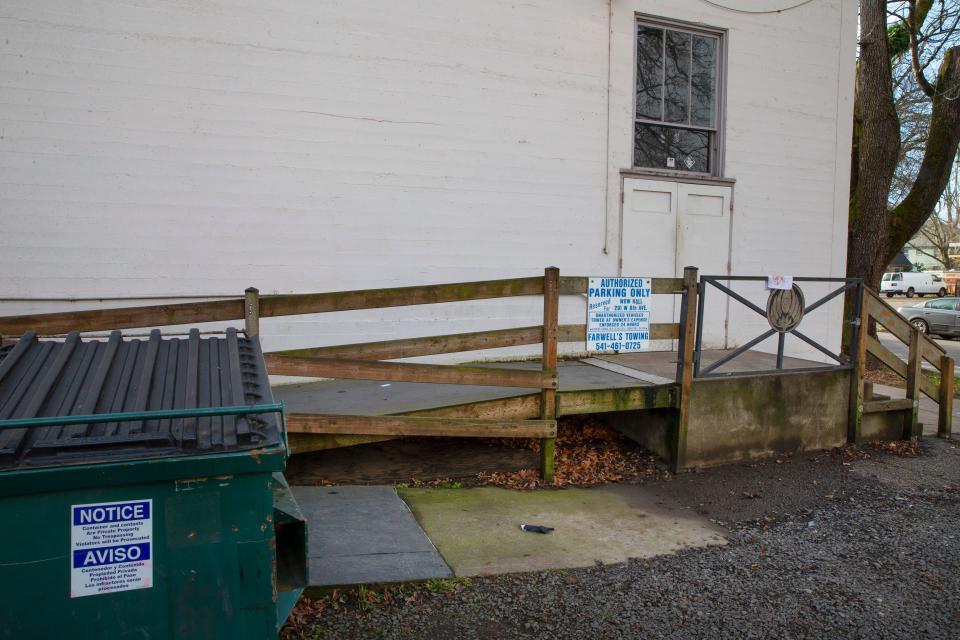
top-left (0, 328), bottom-right (280, 470)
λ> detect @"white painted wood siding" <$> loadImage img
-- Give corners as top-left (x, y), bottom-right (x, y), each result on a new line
top-left (0, 0), bottom-right (856, 362)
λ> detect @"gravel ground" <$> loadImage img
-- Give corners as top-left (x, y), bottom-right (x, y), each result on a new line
top-left (298, 439), bottom-right (960, 639)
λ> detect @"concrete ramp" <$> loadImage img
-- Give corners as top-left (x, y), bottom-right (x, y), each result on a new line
top-left (292, 485), bottom-right (452, 587)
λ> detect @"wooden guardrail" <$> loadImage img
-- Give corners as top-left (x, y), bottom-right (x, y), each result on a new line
top-left (259, 269), bottom-right (690, 479)
top-left (850, 289), bottom-right (954, 441)
top-left (0, 277), bottom-right (549, 336)
top-left (263, 354), bottom-right (555, 389)
top-left (285, 414), bottom-right (558, 438)
top-left (0, 269), bottom-right (693, 480)
top-left (0, 277), bottom-right (683, 338)
top-left (268, 323), bottom-right (680, 361)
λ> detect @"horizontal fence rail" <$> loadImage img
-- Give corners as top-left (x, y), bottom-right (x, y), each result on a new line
top-left (0, 299), bottom-right (245, 337)
top-left (285, 414), bottom-right (557, 438)
top-left (264, 354), bottom-right (556, 389)
top-left (272, 325), bottom-right (547, 361)
top-left (267, 322), bottom-right (681, 361)
top-left (0, 277), bottom-right (690, 338)
top-left (0, 276), bottom-right (552, 336)
top-left (862, 398), bottom-right (915, 413)
top-left (259, 277), bottom-right (546, 318)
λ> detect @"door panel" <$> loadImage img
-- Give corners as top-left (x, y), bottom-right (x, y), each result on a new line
top-left (622, 178), bottom-right (677, 277)
top-left (621, 179), bottom-right (678, 332)
top-left (677, 184), bottom-right (731, 348)
top-left (926, 308), bottom-right (951, 333)
top-left (620, 178), bottom-right (733, 349)
top-left (684, 193), bottom-right (725, 217)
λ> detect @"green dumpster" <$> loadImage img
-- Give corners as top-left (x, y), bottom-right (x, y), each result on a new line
top-left (0, 328), bottom-right (307, 640)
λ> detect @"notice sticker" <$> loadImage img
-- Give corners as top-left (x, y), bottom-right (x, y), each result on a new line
top-left (767, 275), bottom-right (794, 290)
top-left (70, 499), bottom-right (153, 598)
top-left (586, 277), bottom-right (652, 353)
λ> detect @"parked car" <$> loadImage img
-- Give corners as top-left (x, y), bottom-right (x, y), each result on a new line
top-left (896, 297), bottom-right (960, 338)
top-left (880, 271), bottom-right (947, 298)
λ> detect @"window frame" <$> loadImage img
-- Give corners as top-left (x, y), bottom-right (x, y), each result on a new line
top-left (631, 14), bottom-right (728, 178)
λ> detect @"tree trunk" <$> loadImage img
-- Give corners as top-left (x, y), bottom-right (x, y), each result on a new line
top-left (847, 0), bottom-right (901, 290)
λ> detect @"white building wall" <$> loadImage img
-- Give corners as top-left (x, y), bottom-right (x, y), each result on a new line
top-left (0, 0), bottom-right (856, 363)
top-left (606, 0), bottom-right (856, 360)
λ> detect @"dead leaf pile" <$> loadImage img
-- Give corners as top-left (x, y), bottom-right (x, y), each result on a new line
top-left (476, 416), bottom-right (668, 490)
top-left (832, 444), bottom-right (873, 462)
top-left (833, 439), bottom-right (921, 462)
top-left (869, 439), bottom-right (920, 457)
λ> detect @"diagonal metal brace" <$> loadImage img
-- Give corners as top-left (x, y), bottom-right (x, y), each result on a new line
top-left (803, 282), bottom-right (856, 316)
top-left (706, 279), bottom-right (767, 317)
top-left (699, 328), bottom-right (777, 376)
top-left (789, 328), bottom-right (846, 364)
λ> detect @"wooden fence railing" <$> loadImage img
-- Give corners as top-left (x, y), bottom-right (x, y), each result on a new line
top-left (850, 289), bottom-right (954, 441)
top-left (0, 269), bottom-right (692, 480)
top-left (257, 268), bottom-right (692, 479)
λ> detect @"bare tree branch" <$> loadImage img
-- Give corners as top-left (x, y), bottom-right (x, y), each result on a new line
top-left (909, 1), bottom-right (937, 97)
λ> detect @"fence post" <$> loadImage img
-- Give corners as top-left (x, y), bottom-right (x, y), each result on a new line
top-left (540, 267), bottom-right (560, 482)
top-left (938, 355), bottom-right (954, 438)
top-left (905, 327), bottom-right (922, 439)
top-left (672, 266), bottom-right (699, 473)
top-left (245, 287), bottom-right (260, 338)
top-left (848, 286), bottom-right (868, 443)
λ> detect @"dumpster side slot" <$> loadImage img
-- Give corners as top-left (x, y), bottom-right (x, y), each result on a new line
top-left (271, 473), bottom-right (307, 627)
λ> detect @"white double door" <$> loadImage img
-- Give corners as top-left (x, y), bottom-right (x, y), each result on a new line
top-left (621, 178), bottom-right (732, 349)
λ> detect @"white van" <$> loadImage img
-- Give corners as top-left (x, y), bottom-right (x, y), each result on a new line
top-left (880, 272), bottom-right (947, 298)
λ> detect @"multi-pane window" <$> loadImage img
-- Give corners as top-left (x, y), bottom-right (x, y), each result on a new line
top-left (634, 19), bottom-right (723, 174)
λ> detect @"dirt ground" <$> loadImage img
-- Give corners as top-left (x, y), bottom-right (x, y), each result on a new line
top-left (285, 417), bottom-right (663, 489)
top-left (285, 437), bottom-right (539, 485)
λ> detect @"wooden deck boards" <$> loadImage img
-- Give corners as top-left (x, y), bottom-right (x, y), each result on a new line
top-left (275, 348), bottom-right (827, 454)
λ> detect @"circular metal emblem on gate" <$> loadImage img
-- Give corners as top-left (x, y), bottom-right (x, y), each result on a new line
top-left (766, 285), bottom-right (805, 333)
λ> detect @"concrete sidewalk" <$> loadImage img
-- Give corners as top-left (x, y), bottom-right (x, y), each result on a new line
top-left (294, 481), bottom-right (728, 588)
top-left (400, 484), bottom-right (727, 577)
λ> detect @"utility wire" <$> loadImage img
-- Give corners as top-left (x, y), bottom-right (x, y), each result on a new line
top-left (699, 0), bottom-right (817, 14)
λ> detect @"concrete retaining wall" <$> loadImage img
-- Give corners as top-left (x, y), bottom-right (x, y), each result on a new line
top-left (595, 367), bottom-right (924, 471)
top-left (684, 370), bottom-right (851, 468)
top-left (610, 369), bottom-right (855, 470)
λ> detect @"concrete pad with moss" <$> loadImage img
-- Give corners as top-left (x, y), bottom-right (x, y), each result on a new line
top-left (398, 485), bottom-right (727, 576)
